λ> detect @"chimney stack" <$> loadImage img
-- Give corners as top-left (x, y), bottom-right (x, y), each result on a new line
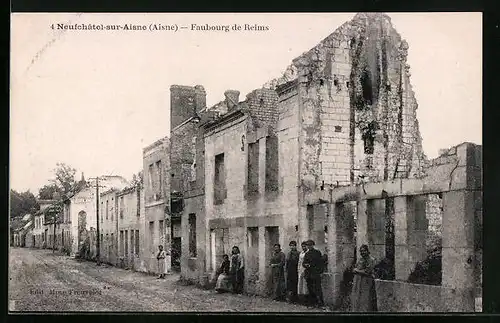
top-left (170, 85), bottom-right (207, 130)
top-left (224, 90), bottom-right (240, 111)
top-left (194, 85), bottom-right (206, 113)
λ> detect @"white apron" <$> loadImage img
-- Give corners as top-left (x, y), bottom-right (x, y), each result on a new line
top-left (297, 251), bottom-right (309, 295)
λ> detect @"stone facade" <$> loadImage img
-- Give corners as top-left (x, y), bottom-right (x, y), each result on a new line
top-left (303, 142), bottom-right (482, 311)
top-left (143, 137), bottom-right (171, 274)
top-left (99, 189), bottom-right (119, 265)
top-left (167, 13), bottom-right (434, 297)
top-left (117, 186), bottom-right (146, 272)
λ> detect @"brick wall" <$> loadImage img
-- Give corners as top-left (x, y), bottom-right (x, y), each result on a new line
top-left (170, 85), bottom-right (206, 130)
top-left (245, 89), bottom-right (279, 128)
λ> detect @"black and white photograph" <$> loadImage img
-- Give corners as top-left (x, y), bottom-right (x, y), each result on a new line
top-left (9, 12), bottom-right (482, 313)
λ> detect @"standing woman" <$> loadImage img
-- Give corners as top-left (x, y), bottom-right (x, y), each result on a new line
top-left (157, 245), bottom-right (167, 279)
top-left (285, 241), bottom-right (300, 303)
top-left (350, 244), bottom-right (377, 312)
top-left (270, 243), bottom-right (286, 301)
top-left (297, 242), bottom-right (309, 304)
top-left (230, 246), bottom-right (244, 294)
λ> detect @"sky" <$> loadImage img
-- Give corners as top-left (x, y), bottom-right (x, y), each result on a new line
top-left (10, 13), bottom-right (482, 194)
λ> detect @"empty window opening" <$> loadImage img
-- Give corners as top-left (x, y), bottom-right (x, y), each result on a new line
top-left (265, 136), bottom-right (279, 193)
top-left (189, 214), bottom-right (197, 257)
top-left (125, 230), bottom-right (128, 257)
top-left (130, 230), bottom-right (135, 255)
top-left (361, 69), bottom-right (373, 105)
top-left (135, 230), bottom-right (140, 256)
top-left (156, 160), bottom-right (163, 199)
top-left (335, 126), bottom-right (342, 133)
top-left (407, 195), bottom-right (443, 286)
top-left (247, 143), bottom-right (259, 196)
top-left (149, 221), bottom-right (154, 253)
top-left (120, 196), bottom-right (124, 219)
top-left (214, 153), bottom-right (226, 204)
top-left (159, 220), bottom-right (164, 247)
top-left (120, 230), bottom-right (124, 256)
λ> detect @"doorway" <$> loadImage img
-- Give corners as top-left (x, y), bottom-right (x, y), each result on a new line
top-left (210, 228), bottom-right (229, 271)
top-left (171, 218), bottom-right (181, 271)
top-left (77, 211), bottom-right (87, 251)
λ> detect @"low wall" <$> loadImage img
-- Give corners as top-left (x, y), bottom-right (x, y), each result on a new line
top-left (375, 279), bottom-right (475, 312)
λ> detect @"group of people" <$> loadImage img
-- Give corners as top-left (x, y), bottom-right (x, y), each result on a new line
top-left (214, 246), bottom-right (245, 294)
top-left (213, 240), bottom-right (328, 308)
top-left (272, 240), bottom-right (327, 307)
top-left (212, 241), bottom-right (378, 312)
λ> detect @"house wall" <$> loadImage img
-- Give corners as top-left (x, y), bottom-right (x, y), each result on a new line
top-left (203, 105), bottom-right (302, 296)
top-left (179, 125), bottom-right (207, 284)
top-left (181, 194), bottom-right (205, 283)
top-left (143, 137), bottom-right (171, 274)
top-left (117, 187), bottom-right (146, 272)
top-left (25, 228), bottom-right (35, 248)
top-left (32, 214), bottom-right (45, 248)
top-left (68, 188), bottom-right (97, 256)
top-left (99, 190), bottom-right (119, 265)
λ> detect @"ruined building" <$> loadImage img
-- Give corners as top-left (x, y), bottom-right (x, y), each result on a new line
top-left (168, 12), bottom-right (481, 310)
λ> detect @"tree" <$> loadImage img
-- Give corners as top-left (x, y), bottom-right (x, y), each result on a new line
top-left (43, 201), bottom-right (63, 223)
top-left (10, 189), bottom-right (39, 219)
top-left (38, 184), bottom-right (58, 200)
top-left (129, 171), bottom-right (144, 188)
top-left (49, 163), bottom-right (77, 197)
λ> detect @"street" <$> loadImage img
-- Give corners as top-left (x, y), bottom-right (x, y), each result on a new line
top-left (9, 248), bottom-right (322, 312)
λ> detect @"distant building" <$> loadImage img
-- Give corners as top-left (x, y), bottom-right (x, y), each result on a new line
top-left (99, 188), bottom-right (119, 265)
top-left (117, 185), bottom-right (145, 271)
top-left (62, 174), bottom-right (129, 257)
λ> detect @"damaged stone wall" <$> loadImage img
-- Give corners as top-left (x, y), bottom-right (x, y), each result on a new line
top-left (244, 89), bottom-right (280, 128)
top-left (270, 13), bottom-right (426, 191)
top-left (170, 85), bottom-right (207, 194)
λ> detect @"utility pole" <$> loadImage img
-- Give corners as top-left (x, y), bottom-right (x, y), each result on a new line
top-left (96, 176), bottom-right (100, 265)
top-left (53, 217), bottom-right (56, 253)
top-left (87, 176), bottom-right (108, 266)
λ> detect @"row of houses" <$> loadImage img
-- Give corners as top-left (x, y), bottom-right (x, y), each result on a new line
top-left (12, 13), bottom-right (481, 308)
top-left (11, 11), bottom-right (431, 287)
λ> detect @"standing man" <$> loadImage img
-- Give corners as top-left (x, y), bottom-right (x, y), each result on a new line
top-left (302, 240), bottom-right (325, 307)
top-left (285, 241), bottom-right (300, 303)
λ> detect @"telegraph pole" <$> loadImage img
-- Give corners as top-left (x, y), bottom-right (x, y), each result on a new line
top-left (87, 176), bottom-right (107, 266)
top-left (96, 176), bottom-right (100, 265)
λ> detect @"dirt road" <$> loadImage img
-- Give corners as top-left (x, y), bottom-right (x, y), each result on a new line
top-left (9, 247), bottom-right (323, 312)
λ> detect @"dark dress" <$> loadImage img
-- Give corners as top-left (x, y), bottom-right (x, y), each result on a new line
top-left (302, 248), bottom-right (324, 306)
top-left (350, 256), bottom-right (377, 312)
top-left (285, 249), bottom-right (300, 301)
top-left (230, 253), bottom-right (244, 294)
top-left (270, 251), bottom-right (286, 300)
